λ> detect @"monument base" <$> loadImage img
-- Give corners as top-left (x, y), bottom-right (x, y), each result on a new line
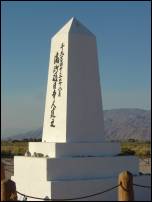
top-left (12, 173), bottom-right (151, 201)
top-left (12, 142), bottom-right (151, 201)
top-left (13, 156), bottom-right (139, 181)
top-left (29, 142), bottom-right (121, 157)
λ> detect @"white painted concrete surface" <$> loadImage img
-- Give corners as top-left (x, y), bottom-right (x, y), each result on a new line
top-left (13, 156), bottom-right (138, 181)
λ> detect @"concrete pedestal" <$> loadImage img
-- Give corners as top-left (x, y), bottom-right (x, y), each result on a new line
top-left (12, 154), bottom-right (151, 201)
top-left (29, 142), bottom-right (121, 157)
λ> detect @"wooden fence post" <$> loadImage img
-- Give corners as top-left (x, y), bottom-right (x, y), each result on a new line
top-left (118, 171), bottom-right (134, 201)
top-left (1, 179), bottom-right (7, 201)
top-left (1, 179), bottom-right (17, 201)
top-left (1, 162), bottom-right (6, 201)
top-left (1, 162), bottom-right (17, 201)
top-left (1, 162), bottom-right (5, 180)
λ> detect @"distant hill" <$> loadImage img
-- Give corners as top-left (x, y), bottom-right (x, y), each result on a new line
top-left (104, 108), bottom-right (151, 141)
top-left (2, 108), bottom-right (151, 141)
top-left (3, 128), bottom-right (42, 141)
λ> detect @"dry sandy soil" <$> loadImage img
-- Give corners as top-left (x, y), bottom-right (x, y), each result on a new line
top-left (1, 157), bottom-right (151, 180)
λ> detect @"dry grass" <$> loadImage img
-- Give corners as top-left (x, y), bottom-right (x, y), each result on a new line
top-left (121, 141), bottom-right (151, 157)
top-left (1, 140), bottom-right (151, 158)
top-left (1, 141), bottom-right (28, 157)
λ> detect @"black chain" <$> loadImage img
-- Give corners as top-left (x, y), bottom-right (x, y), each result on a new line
top-left (14, 182), bottom-right (152, 201)
top-left (133, 184), bottom-right (151, 188)
top-left (16, 184), bottom-right (120, 201)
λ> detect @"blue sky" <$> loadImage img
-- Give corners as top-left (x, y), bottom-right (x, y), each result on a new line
top-left (1, 1), bottom-right (151, 136)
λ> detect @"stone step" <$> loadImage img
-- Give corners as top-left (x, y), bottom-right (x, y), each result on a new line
top-left (29, 142), bottom-right (121, 157)
top-left (14, 156), bottom-right (138, 181)
top-left (11, 175), bottom-right (151, 201)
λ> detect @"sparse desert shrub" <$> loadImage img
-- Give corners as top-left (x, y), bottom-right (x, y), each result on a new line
top-left (121, 148), bottom-right (135, 155)
top-left (121, 141), bottom-right (151, 157)
top-left (1, 141), bottom-right (28, 157)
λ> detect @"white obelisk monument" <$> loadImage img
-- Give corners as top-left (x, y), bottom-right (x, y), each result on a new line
top-left (12, 18), bottom-right (141, 201)
top-left (42, 17), bottom-right (104, 143)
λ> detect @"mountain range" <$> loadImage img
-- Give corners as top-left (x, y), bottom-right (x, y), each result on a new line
top-left (2, 108), bottom-right (151, 141)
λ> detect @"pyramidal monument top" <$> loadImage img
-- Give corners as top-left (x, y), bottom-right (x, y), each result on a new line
top-left (42, 17), bottom-right (104, 143)
top-left (53, 17), bottom-right (95, 38)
